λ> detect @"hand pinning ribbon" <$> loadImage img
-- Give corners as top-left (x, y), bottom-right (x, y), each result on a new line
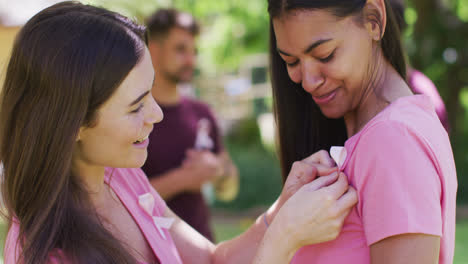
top-left (138, 193), bottom-right (174, 240)
top-left (330, 146), bottom-right (347, 169)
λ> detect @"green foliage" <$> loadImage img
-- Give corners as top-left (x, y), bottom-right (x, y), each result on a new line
top-left (457, 0), bottom-right (468, 22)
top-left (214, 138), bottom-right (282, 210)
top-left (225, 118), bottom-right (262, 146)
top-left (454, 220), bottom-right (468, 263)
top-left (87, 0), bottom-right (269, 72)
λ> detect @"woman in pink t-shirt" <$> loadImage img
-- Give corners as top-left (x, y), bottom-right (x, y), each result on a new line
top-left (268, 0), bottom-right (457, 263)
top-left (0, 2), bottom-right (358, 264)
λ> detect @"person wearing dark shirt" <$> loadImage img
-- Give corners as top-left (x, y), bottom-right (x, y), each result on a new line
top-left (142, 8), bottom-right (239, 241)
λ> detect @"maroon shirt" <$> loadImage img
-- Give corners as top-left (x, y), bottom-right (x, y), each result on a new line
top-left (142, 97), bottom-right (222, 241)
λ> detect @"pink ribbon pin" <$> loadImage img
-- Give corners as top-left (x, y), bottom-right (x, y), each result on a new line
top-left (138, 193), bottom-right (174, 240)
top-left (330, 146), bottom-right (347, 169)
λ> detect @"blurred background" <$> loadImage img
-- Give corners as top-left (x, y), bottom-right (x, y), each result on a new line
top-left (0, 0), bottom-right (467, 263)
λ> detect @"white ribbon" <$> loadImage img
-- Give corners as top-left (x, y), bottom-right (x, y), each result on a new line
top-left (138, 193), bottom-right (174, 240)
top-left (330, 146), bottom-right (347, 168)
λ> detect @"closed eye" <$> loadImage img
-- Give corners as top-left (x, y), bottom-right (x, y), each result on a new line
top-left (286, 60), bottom-right (299, 67)
top-left (130, 103), bottom-right (144, 113)
top-left (319, 50), bottom-right (336, 63)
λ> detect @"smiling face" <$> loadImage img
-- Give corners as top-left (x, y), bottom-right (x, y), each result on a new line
top-left (76, 47), bottom-right (163, 169)
top-left (273, 9), bottom-right (376, 119)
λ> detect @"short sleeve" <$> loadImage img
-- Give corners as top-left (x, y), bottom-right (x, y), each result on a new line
top-left (352, 121), bottom-right (442, 245)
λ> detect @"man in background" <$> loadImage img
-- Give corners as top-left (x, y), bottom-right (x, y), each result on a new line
top-left (143, 8), bottom-right (239, 241)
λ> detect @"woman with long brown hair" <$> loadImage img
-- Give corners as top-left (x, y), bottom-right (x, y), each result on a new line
top-left (0, 2), bottom-right (357, 263)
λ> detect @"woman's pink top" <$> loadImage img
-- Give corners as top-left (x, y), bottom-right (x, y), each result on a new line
top-left (292, 95), bottom-right (457, 264)
top-left (4, 167), bottom-right (183, 264)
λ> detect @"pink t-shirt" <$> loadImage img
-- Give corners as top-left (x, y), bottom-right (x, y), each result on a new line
top-left (4, 167), bottom-right (183, 264)
top-left (292, 95), bottom-right (457, 264)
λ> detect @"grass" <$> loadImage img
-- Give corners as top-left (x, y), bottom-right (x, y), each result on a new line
top-left (214, 219), bottom-right (468, 264)
top-left (455, 220), bottom-right (468, 264)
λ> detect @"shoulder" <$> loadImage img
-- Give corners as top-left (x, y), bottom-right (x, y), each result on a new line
top-left (351, 96), bottom-right (443, 156)
top-left (345, 98), bottom-right (446, 184)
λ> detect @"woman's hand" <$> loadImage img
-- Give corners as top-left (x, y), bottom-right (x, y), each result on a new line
top-left (276, 150), bottom-right (338, 214)
top-left (278, 172), bottom-right (357, 246)
top-left (254, 172), bottom-right (358, 263)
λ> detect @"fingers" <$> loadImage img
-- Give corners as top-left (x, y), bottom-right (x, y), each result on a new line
top-left (322, 173), bottom-right (349, 200)
top-left (303, 171), bottom-right (339, 192)
top-left (289, 161), bottom-right (319, 184)
top-left (336, 186), bottom-right (358, 214)
top-left (302, 150), bottom-right (336, 168)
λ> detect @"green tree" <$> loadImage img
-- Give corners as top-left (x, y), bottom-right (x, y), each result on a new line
top-left (407, 0), bottom-right (468, 201)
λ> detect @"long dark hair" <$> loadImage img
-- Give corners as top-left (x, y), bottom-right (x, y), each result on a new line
top-left (0, 2), bottom-right (147, 263)
top-left (267, 0), bottom-right (406, 181)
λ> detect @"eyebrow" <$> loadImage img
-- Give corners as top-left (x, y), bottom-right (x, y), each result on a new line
top-left (129, 90), bottom-right (150, 107)
top-left (128, 76), bottom-right (155, 107)
top-left (277, 38), bottom-right (333, 57)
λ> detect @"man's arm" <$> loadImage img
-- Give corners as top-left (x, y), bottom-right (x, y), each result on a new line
top-left (149, 150), bottom-right (224, 200)
top-left (149, 167), bottom-right (194, 200)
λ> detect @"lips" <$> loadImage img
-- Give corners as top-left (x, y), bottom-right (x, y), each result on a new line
top-left (312, 88), bottom-right (338, 105)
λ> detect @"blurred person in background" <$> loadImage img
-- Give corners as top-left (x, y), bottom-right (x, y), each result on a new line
top-left (390, 0), bottom-right (450, 132)
top-left (142, 9), bottom-right (238, 242)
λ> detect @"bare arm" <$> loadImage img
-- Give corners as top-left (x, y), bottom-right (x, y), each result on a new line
top-left (370, 234), bottom-right (440, 264)
top-left (149, 167), bottom-right (193, 200)
top-left (150, 149), bottom-right (224, 200)
top-left (168, 150), bottom-right (357, 264)
top-left (167, 199), bottom-right (281, 264)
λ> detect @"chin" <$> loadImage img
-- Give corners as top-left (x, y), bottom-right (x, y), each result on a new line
top-left (129, 154), bottom-right (148, 168)
top-left (320, 108), bottom-right (345, 119)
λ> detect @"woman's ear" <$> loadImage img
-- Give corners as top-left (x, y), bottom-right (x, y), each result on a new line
top-left (364, 0), bottom-right (387, 41)
top-left (77, 127), bottom-right (85, 142)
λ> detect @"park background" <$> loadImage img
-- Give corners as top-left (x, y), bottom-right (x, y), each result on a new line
top-left (0, 0), bottom-right (467, 263)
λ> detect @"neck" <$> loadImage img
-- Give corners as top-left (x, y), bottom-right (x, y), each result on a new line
top-left (71, 157), bottom-right (107, 205)
top-left (152, 71), bottom-right (181, 106)
top-left (344, 61), bottom-right (412, 137)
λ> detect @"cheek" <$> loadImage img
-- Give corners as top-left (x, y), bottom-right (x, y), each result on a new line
top-left (287, 67), bottom-right (301, 83)
top-left (127, 114), bottom-right (145, 136)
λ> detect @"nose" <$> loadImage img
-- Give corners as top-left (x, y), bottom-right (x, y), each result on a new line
top-left (185, 53), bottom-right (196, 68)
top-left (301, 60), bottom-right (324, 93)
top-left (146, 96), bottom-right (163, 125)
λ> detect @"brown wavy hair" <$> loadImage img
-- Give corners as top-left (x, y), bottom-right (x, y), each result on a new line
top-left (0, 1), bottom-right (148, 263)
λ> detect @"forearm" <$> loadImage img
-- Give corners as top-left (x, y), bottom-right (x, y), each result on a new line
top-left (211, 200), bottom-right (280, 264)
top-left (149, 168), bottom-right (189, 200)
top-left (251, 215), bottom-right (296, 264)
